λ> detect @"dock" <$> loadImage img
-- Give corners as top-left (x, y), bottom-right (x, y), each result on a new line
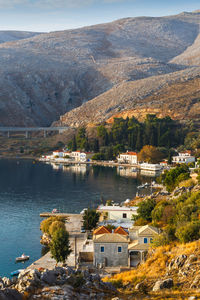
top-left (40, 212), bottom-right (80, 219)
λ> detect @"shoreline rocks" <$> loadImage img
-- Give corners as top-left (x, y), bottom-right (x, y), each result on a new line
top-left (0, 266), bottom-right (116, 299)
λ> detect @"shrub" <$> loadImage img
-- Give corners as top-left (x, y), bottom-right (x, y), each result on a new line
top-left (134, 198), bottom-right (156, 222)
top-left (151, 233), bottom-right (170, 247)
top-left (175, 221), bottom-right (200, 243)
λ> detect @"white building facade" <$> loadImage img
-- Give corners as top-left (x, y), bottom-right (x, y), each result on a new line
top-left (172, 151), bottom-right (195, 164)
top-left (117, 152), bottom-right (138, 165)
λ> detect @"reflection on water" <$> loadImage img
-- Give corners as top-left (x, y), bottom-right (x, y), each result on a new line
top-left (0, 159), bottom-right (143, 277)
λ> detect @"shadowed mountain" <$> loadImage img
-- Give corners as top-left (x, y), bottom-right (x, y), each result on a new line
top-left (0, 11), bottom-right (199, 126)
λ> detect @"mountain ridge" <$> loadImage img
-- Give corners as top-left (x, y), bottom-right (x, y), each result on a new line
top-left (0, 11), bottom-right (199, 126)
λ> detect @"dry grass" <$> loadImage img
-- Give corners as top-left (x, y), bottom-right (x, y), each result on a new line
top-left (103, 241), bottom-right (200, 285)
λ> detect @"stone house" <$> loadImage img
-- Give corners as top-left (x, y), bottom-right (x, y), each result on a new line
top-left (93, 233), bottom-right (129, 267)
top-left (128, 225), bottom-right (160, 266)
top-left (92, 225), bottom-right (159, 268)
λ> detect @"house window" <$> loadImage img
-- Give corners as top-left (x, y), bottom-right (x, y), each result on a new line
top-left (144, 238), bottom-right (148, 244)
top-left (100, 246), bottom-right (104, 253)
top-left (118, 246), bottom-right (122, 253)
top-left (123, 213), bottom-right (127, 218)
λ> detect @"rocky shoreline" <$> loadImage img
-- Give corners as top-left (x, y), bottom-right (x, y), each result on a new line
top-left (0, 266), bottom-right (117, 300)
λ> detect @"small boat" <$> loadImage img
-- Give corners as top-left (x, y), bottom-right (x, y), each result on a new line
top-left (11, 269), bottom-right (24, 276)
top-left (52, 208), bottom-right (58, 214)
top-left (16, 254), bottom-right (30, 262)
top-left (137, 184), bottom-right (145, 189)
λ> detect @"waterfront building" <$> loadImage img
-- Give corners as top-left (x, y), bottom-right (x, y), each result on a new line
top-left (117, 152), bottom-right (138, 165)
top-left (172, 151), bottom-right (195, 164)
top-left (71, 151), bottom-right (92, 162)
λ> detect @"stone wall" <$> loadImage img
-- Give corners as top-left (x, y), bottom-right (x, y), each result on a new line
top-left (94, 243), bottom-right (128, 267)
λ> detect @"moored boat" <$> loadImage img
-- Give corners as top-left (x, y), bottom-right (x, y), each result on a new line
top-left (11, 269), bottom-right (24, 276)
top-left (16, 254), bottom-right (30, 262)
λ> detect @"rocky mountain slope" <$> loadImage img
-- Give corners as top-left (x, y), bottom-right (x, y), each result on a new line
top-left (0, 10), bottom-right (199, 126)
top-left (57, 67), bottom-right (200, 127)
top-left (0, 31), bottom-right (40, 44)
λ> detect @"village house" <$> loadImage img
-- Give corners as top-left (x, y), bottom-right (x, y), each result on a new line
top-left (117, 152), bottom-right (138, 165)
top-left (172, 150), bottom-right (195, 164)
top-left (70, 151), bottom-right (92, 162)
top-left (128, 225), bottom-right (160, 266)
top-left (97, 205), bottom-right (138, 222)
top-left (93, 232), bottom-right (129, 267)
top-left (92, 225), bottom-right (159, 268)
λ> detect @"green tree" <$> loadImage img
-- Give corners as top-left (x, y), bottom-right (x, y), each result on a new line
top-left (76, 127), bottom-right (87, 150)
top-left (40, 216), bottom-right (65, 235)
top-left (134, 198), bottom-right (156, 222)
top-left (49, 221), bottom-right (66, 237)
top-left (92, 153), bottom-right (105, 160)
top-left (50, 228), bottom-right (72, 263)
top-left (82, 208), bottom-right (100, 231)
top-left (72, 135), bottom-right (77, 151)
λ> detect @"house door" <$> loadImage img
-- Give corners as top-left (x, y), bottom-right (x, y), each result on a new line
top-left (130, 251), bottom-right (141, 267)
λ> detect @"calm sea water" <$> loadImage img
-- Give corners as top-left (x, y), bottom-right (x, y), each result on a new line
top-left (0, 159), bottom-right (150, 277)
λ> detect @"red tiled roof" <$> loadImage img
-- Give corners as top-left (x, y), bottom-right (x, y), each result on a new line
top-left (93, 226), bottom-right (111, 235)
top-left (114, 226), bottom-right (128, 235)
top-left (120, 152), bottom-right (137, 156)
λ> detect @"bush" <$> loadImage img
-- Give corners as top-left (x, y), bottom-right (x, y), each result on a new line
top-left (151, 233), bottom-right (170, 247)
top-left (175, 221), bottom-right (200, 243)
top-left (162, 164), bottom-right (190, 191)
top-left (134, 198), bottom-right (156, 222)
top-left (91, 153), bottom-right (105, 160)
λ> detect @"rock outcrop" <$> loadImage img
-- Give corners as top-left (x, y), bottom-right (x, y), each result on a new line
top-left (0, 267), bottom-right (116, 299)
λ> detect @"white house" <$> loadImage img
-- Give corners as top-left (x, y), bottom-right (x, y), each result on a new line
top-left (70, 151), bottom-right (92, 162)
top-left (52, 150), bottom-right (64, 158)
top-left (117, 152), bottom-right (138, 165)
top-left (172, 151), bottom-right (195, 164)
top-left (97, 205), bottom-right (138, 221)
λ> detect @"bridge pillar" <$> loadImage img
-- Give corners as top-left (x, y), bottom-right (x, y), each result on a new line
top-left (25, 131), bottom-right (29, 139)
top-left (7, 131), bottom-right (10, 138)
top-left (44, 130), bottom-right (47, 138)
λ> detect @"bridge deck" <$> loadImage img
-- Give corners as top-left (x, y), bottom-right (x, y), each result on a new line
top-left (0, 127), bottom-right (69, 132)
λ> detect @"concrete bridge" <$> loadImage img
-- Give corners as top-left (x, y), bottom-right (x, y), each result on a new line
top-left (0, 126), bottom-right (70, 138)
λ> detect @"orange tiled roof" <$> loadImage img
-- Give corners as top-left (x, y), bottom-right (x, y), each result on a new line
top-left (93, 226), bottom-right (111, 235)
top-left (114, 226), bottom-right (128, 235)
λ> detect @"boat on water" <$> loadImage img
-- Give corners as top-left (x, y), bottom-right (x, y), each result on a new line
top-left (16, 254), bottom-right (30, 262)
top-left (137, 184), bottom-right (145, 189)
top-left (11, 269), bottom-right (24, 276)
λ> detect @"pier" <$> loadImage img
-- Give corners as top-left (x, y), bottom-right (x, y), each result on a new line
top-left (40, 212), bottom-right (80, 219)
